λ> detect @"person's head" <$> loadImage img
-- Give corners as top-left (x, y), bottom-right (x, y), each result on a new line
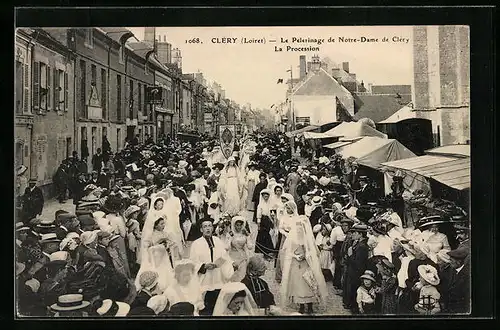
top-left (360, 270), bottom-right (376, 288)
top-left (259, 173), bottom-right (267, 183)
top-left (363, 279), bottom-right (373, 288)
top-left (234, 220), bottom-right (244, 233)
top-left (268, 172), bottom-right (274, 179)
top-left (108, 236), bottom-right (120, 249)
top-left (154, 198), bottom-right (164, 210)
top-left (97, 231), bottom-right (112, 247)
top-left (154, 218), bottom-right (165, 232)
top-left (261, 191), bottom-right (270, 201)
top-left (203, 168), bottom-right (211, 179)
top-left (247, 255), bottom-right (267, 277)
top-left (447, 248), bottom-right (468, 270)
top-left (174, 261), bottom-right (195, 286)
top-left (200, 219), bottom-right (214, 237)
top-left (227, 290), bottom-right (247, 314)
top-left (28, 179), bottom-right (37, 189)
top-left (274, 186), bottom-right (283, 196)
top-left (97, 148), bottom-right (102, 154)
top-left (428, 224), bottom-right (440, 234)
top-left (92, 171), bottom-right (98, 180)
top-left (340, 220), bottom-right (351, 233)
top-left (16, 227), bottom-right (30, 242)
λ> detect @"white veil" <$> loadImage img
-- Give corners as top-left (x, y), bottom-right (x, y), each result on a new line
top-left (135, 244), bottom-right (175, 294)
top-left (212, 282), bottom-right (258, 316)
top-left (140, 192), bottom-right (170, 265)
top-left (280, 214), bottom-right (328, 307)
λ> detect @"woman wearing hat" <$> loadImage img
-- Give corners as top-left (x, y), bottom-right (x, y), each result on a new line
top-left (163, 259), bottom-right (205, 315)
top-left (309, 195), bottom-right (324, 229)
top-left (417, 216), bottom-right (451, 264)
top-left (376, 259), bottom-right (398, 314)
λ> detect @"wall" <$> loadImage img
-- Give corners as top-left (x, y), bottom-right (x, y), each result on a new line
top-left (291, 95), bottom-right (337, 126)
top-left (31, 40), bottom-right (75, 194)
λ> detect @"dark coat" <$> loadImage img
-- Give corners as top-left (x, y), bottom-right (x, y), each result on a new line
top-left (309, 207), bottom-right (323, 228)
top-left (356, 184), bottom-right (377, 206)
top-left (252, 180), bottom-right (268, 204)
top-left (131, 290), bottom-right (153, 309)
top-left (22, 187), bottom-right (44, 223)
top-left (343, 238), bottom-right (369, 310)
top-left (92, 153), bottom-right (103, 172)
top-left (445, 261), bottom-right (470, 314)
top-left (241, 275), bottom-right (275, 308)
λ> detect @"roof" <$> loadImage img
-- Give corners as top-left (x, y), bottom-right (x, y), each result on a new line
top-left (353, 94), bottom-right (412, 123)
top-left (379, 104), bottom-right (416, 123)
top-left (425, 144), bottom-right (470, 158)
top-left (371, 85), bottom-right (412, 95)
top-left (324, 141), bottom-right (353, 149)
top-left (338, 136), bottom-right (416, 169)
top-left (381, 155), bottom-right (470, 190)
top-left (293, 68), bottom-right (351, 96)
top-left (303, 121), bottom-right (387, 139)
top-left (127, 41), bottom-right (154, 59)
top-left (99, 27), bottom-right (134, 44)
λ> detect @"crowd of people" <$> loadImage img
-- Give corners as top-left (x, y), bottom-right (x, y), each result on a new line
top-left (15, 131), bottom-right (470, 317)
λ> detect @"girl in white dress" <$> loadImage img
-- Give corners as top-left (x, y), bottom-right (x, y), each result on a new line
top-left (163, 259), bottom-right (205, 315)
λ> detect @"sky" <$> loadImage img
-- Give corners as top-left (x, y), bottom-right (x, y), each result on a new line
top-left (127, 26), bottom-right (414, 110)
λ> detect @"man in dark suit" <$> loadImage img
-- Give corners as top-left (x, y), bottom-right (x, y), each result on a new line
top-left (445, 248), bottom-right (470, 314)
top-left (92, 148), bottom-right (103, 173)
top-left (21, 178), bottom-right (45, 224)
top-left (355, 176), bottom-right (377, 206)
top-left (343, 224), bottom-right (370, 312)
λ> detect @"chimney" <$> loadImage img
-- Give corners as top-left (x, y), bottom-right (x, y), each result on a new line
top-left (299, 55), bottom-right (306, 79)
top-left (342, 62), bottom-right (349, 73)
top-left (163, 35), bottom-right (166, 42)
top-left (367, 83), bottom-right (373, 94)
top-left (331, 68), bottom-right (342, 79)
top-left (311, 55), bottom-right (321, 72)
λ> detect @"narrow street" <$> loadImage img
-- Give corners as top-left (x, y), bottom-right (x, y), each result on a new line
top-left (39, 199), bottom-right (350, 315)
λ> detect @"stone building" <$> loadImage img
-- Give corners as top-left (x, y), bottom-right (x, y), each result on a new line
top-left (16, 28), bottom-right (75, 196)
top-left (412, 25), bottom-right (470, 146)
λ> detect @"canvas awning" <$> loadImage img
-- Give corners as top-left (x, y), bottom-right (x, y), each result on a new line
top-left (285, 125), bottom-right (319, 138)
top-left (337, 136), bottom-right (416, 169)
top-left (303, 121), bottom-right (387, 139)
top-left (382, 155), bottom-right (470, 190)
top-left (425, 144), bottom-right (470, 158)
top-left (324, 141), bottom-right (353, 149)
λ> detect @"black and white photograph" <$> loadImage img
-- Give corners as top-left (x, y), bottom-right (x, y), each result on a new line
top-left (14, 23), bottom-right (473, 317)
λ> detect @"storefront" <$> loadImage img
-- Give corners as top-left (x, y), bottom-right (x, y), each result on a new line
top-left (156, 108), bottom-right (173, 138)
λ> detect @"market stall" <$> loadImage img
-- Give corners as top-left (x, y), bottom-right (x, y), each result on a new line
top-left (302, 121), bottom-right (387, 140)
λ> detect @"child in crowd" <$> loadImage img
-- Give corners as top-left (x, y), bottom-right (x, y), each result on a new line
top-left (356, 270), bottom-right (379, 314)
top-left (414, 265), bottom-right (441, 315)
top-left (315, 223), bottom-right (334, 282)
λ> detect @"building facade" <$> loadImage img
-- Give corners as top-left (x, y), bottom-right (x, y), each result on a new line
top-left (412, 25), bottom-right (470, 146)
top-left (16, 28), bottom-right (76, 196)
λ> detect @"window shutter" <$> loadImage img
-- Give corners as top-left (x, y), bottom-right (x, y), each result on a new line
top-left (23, 63), bottom-right (29, 112)
top-left (54, 69), bottom-right (59, 111)
top-left (47, 66), bottom-right (52, 111)
top-left (33, 62), bottom-right (40, 111)
top-left (64, 72), bottom-right (69, 111)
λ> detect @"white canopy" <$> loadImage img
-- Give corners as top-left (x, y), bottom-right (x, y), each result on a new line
top-left (337, 136), bottom-right (416, 169)
top-left (302, 121), bottom-right (387, 139)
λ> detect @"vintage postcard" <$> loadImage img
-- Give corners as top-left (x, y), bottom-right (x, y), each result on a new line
top-left (15, 24), bottom-right (471, 317)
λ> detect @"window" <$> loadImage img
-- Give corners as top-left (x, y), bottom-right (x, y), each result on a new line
top-left (102, 127), bottom-right (107, 142)
top-left (40, 62), bottom-right (47, 111)
top-left (91, 64), bottom-right (97, 87)
top-left (129, 79), bottom-right (134, 119)
top-left (24, 62), bottom-right (29, 113)
top-left (138, 83), bottom-right (142, 115)
top-left (119, 42), bottom-right (125, 64)
top-left (54, 69), bottom-right (64, 111)
top-left (117, 74), bottom-right (122, 121)
top-left (80, 60), bottom-right (86, 117)
top-left (85, 29), bottom-right (94, 48)
top-left (116, 128), bottom-right (121, 150)
top-left (144, 85), bottom-right (148, 120)
top-left (91, 127), bottom-right (97, 156)
top-left (66, 137), bottom-right (72, 159)
top-left (101, 68), bottom-right (107, 119)
top-left (15, 60), bottom-right (23, 114)
top-left (15, 141), bottom-right (23, 169)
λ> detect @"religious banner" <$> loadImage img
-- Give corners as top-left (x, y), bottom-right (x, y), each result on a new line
top-left (219, 124), bottom-right (235, 159)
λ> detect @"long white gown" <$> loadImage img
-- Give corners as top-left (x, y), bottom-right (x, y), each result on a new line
top-left (219, 166), bottom-right (243, 216)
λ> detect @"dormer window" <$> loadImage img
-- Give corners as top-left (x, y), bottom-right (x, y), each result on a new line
top-left (85, 29), bottom-right (94, 48)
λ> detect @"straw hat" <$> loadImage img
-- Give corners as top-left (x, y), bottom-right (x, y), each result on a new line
top-left (16, 165), bottom-right (28, 176)
top-left (96, 299), bottom-right (130, 317)
top-left (50, 294), bottom-right (90, 312)
top-left (16, 262), bottom-right (25, 276)
top-left (360, 270), bottom-right (376, 282)
top-left (417, 265), bottom-right (440, 286)
top-left (417, 215), bottom-right (446, 230)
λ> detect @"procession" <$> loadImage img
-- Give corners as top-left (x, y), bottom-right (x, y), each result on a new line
top-left (15, 26), bottom-right (471, 317)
